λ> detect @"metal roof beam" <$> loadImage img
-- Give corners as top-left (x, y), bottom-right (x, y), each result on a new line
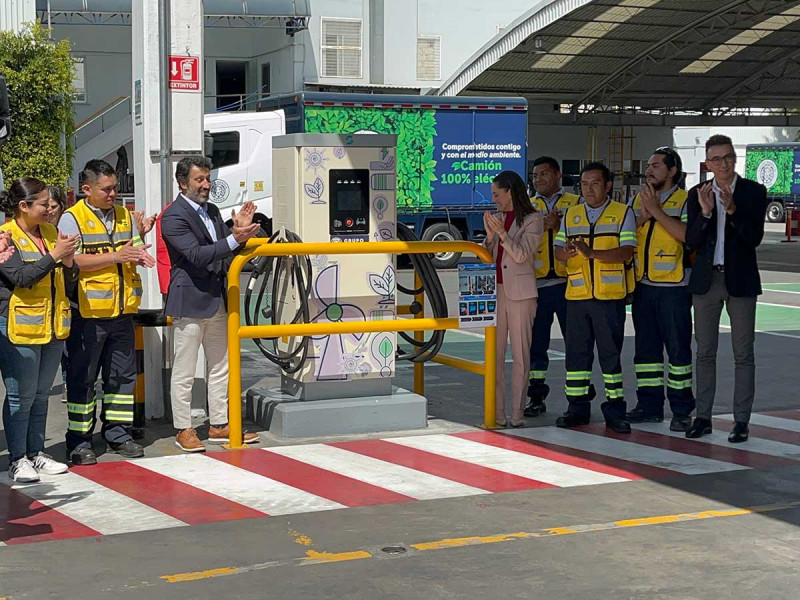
top-left (569, 0), bottom-right (786, 120)
top-left (703, 46), bottom-right (800, 117)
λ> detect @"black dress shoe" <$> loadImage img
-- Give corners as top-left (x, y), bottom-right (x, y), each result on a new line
top-left (556, 414), bottom-right (590, 428)
top-left (626, 406), bottom-right (664, 423)
top-left (669, 415), bottom-right (692, 432)
top-left (524, 400), bottom-right (546, 417)
top-left (685, 417), bottom-right (712, 439)
top-left (606, 418), bottom-right (631, 434)
top-left (728, 422), bottom-right (749, 443)
top-left (107, 439), bottom-right (144, 458)
top-left (69, 447), bottom-right (97, 466)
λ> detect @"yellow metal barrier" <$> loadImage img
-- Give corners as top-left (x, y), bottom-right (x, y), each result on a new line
top-left (227, 240), bottom-right (497, 448)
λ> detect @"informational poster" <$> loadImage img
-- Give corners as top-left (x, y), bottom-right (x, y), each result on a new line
top-left (458, 264), bottom-right (497, 328)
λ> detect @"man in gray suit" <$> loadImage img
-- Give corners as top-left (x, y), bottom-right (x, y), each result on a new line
top-left (161, 156), bottom-right (261, 452)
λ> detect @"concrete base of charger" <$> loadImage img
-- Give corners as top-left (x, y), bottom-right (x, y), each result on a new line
top-left (245, 386), bottom-right (428, 438)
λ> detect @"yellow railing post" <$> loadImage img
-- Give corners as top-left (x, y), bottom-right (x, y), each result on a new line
top-left (483, 326), bottom-right (497, 429)
top-left (413, 271), bottom-right (425, 396)
top-left (227, 253), bottom-right (247, 449)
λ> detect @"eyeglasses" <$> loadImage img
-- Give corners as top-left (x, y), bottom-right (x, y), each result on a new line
top-left (707, 153), bottom-right (736, 165)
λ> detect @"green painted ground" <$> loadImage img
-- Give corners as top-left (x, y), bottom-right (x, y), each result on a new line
top-left (762, 283), bottom-right (800, 292)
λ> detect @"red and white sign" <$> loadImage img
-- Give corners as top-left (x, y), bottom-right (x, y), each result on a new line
top-left (169, 55), bottom-right (199, 91)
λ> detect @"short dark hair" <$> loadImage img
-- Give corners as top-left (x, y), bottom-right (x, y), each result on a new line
top-left (582, 162), bottom-right (612, 184)
top-left (532, 156), bottom-right (561, 172)
top-left (705, 134), bottom-right (733, 153)
top-left (80, 159), bottom-right (116, 187)
top-left (175, 156), bottom-right (213, 188)
top-left (653, 147), bottom-right (683, 185)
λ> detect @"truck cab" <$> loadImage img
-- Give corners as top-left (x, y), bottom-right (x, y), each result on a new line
top-left (204, 109), bottom-right (285, 233)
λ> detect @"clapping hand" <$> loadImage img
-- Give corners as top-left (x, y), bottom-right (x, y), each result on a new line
top-left (116, 240), bottom-right (155, 268)
top-left (232, 201), bottom-right (256, 228)
top-left (639, 183), bottom-right (660, 217)
top-left (543, 209), bottom-right (561, 231)
top-left (132, 210), bottom-right (157, 237)
top-left (0, 232), bottom-right (14, 264)
top-left (571, 238), bottom-right (592, 259)
top-left (698, 182), bottom-right (714, 216)
top-left (53, 232), bottom-right (80, 266)
top-left (717, 183), bottom-right (736, 215)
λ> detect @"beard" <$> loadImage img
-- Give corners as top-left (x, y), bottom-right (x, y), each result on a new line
top-left (185, 188), bottom-right (209, 204)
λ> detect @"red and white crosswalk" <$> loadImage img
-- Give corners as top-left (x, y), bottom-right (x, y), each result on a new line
top-left (1, 410), bottom-right (798, 546)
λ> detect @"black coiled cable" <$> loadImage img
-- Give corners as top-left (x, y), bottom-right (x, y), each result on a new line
top-left (395, 222), bottom-right (448, 363)
top-left (243, 229), bottom-right (313, 374)
top-left (243, 223), bottom-right (449, 370)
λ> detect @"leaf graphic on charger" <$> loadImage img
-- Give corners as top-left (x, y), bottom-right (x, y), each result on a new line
top-left (379, 338), bottom-right (393, 358)
top-left (369, 273), bottom-right (391, 296)
top-left (382, 265), bottom-right (394, 291)
top-left (304, 177), bottom-right (325, 202)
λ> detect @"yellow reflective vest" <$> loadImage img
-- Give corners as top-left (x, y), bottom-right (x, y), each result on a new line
top-left (562, 201), bottom-right (636, 301)
top-left (630, 189), bottom-right (688, 283)
top-left (66, 200), bottom-right (143, 319)
top-left (0, 220), bottom-right (71, 344)
top-left (531, 192), bottom-right (581, 279)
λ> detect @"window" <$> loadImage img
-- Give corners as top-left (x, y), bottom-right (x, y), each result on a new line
top-left (210, 131), bottom-right (240, 169)
top-left (416, 36), bottom-right (441, 81)
top-left (261, 63), bottom-right (271, 98)
top-left (321, 18), bottom-right (362, 78)
top-left (72, 57), bottom-right (86, 103)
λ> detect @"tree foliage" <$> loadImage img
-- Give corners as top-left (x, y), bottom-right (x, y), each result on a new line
top-left (0, 22), bottom-right (74, 186)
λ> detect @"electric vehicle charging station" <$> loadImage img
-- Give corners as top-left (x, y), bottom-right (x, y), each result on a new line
top-left (246, 134), bottom-right (428, 437)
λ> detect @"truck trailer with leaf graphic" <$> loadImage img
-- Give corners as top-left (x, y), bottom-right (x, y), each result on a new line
top-left (745, 143), bottom-right (800, 223)
top-left (250, 92), bottom-right (528, 267)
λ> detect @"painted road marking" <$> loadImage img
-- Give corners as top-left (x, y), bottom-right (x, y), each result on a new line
top-left (328, 438), bottom-right (557, 492)
top-left (632, 423), bottom-right (800, 461)
top-left (717, 413), bottom-right (800, 434)
top-left (2, 412), bottom-right (799, 546)
top-left (503, 426), bottom-right (746, 475)
top-left (157, 501), bottom-right (800, 585)
top-left (133, 454), bottom-right (345, 515)
top-left (71, 461), bottom-right (267, 525)
top-left (382, 434), bottom-right (630, 487)
top-left (0, 472), bottom-right (186, 536)
top-left (265, 444), bottom-right (487, 500)
top-left (207, 449), bottom-right (414, 507)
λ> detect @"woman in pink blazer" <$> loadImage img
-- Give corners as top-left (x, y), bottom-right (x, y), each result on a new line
top-left (483, 171), bottom-right (544, 427)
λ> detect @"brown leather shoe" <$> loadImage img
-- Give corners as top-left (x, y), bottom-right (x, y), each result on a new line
top-left (175, 428), bottom-right (205, 453)
top-left (208, 425), bottom-right (260, 445)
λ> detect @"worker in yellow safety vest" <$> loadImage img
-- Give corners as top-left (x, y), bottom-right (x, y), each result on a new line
top-left (58, 159), bottom-right (156, 465)
top-left (0, 176), bottom-right (79, 481)
top-left (524, 157), bottom-right (581, 417)
top-left (554, 162), bottom-right (636, 433)
top-left (626, 147), bottom-right (695, 431)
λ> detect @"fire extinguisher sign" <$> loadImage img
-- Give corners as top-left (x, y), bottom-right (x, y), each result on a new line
top-left (168, 55), bottom-right (200, 91)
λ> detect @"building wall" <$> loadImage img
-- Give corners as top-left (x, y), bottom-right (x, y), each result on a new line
top-left (0, 0), bottom-right (35, 33)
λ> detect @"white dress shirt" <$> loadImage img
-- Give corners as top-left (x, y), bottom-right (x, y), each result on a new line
top-left (181, 194), bottom-right (238, 251)
top-left (711, 175), bottom-right (737, 266)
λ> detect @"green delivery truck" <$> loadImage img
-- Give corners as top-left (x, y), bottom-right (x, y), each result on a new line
top-left (745, 143), bottom-right (800, 223)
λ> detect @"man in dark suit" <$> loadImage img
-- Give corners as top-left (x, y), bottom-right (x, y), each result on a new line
top-left (685, 135), bottom-right (768, 443)
top-left (161, 156), bottom-right (261, 452)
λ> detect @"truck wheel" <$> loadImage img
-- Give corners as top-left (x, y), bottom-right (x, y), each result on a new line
top-left (422, 223), bottom-right (462, 269)
top-left (255, 215), bottom-right (272, 237)
top-left (766, 201), bottom-right (784, 223)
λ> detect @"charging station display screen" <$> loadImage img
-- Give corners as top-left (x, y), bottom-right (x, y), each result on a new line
top-left (336, 190), bottom-right (363, 212)
top-left (330, 169), bottom-right (370, 236)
